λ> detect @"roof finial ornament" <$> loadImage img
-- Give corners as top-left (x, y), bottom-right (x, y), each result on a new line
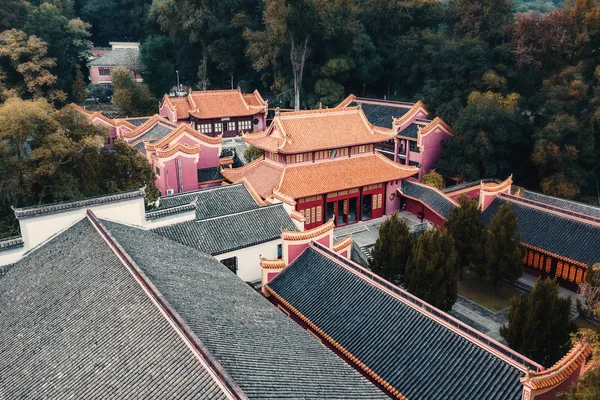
top-left (319, 102), bottom-right (322, 110)
top-left (275, 106), bottom-right (281, 116)
top-left (356, 102), bottom-right (362, 110)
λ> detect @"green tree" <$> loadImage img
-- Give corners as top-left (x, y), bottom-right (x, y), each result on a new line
top-left (0, 29), bottom-right (65, 103)
top-left (445, 195), bottom-right (485, 279)
top-left (447, 0), bottom-right (514, 46)
top-left (24, 3), bottom-right (91, 102)
top-left (405, 228), bottom-right (458, 311)
top-left (80, 0), bottom-right (151, 46)
top-left (423, 171), bottom-right (444, 189)
top-left (100, 139), bottom-right (160, 203)
top-left (436, 91), bottom-right (528, 181)
top-left (500, 278), bottom-right (573, 366)
top-left (72, 68), bottom-right (88, 102)
top-left (111, 66), bottom-right (157, 116)
top-left (369, 213), bottom-right (412, 283)
top-left (244, 145), bottom-right (263, 163)
top-left (479, 202), bottom-right (525, 292)
top-left (561, 364), bottom-right (600, 399)
top-left (140, 35), bottom-right (175, 97)
top-left (0, 0), bottom-right (29, 31)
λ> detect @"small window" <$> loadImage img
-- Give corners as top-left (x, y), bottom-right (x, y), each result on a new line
top-left (305, 209), bottom-right (311, 224)
top-left (155, 166), bottom-right (160, 176)
top-left (295, 154), bottom-right (304, 163)
top-left (409, 141), bottom-right (420, 153)
top-left (99, 67), bottom-right (111, 76)
top-left (221, 257), bottom-right (238, 274)
top-left (227, 121), bottom-right (236, 131)
top-left (239, 120), bottom-right (252, 131)
top-left (316, 206), bottom-right (322, 222)
top-left (277, 244), bottom-right (283, 260)
top-left (198, 123), bottom-right (212, 134)
top-left (214, 123), bottom-right (223, 133)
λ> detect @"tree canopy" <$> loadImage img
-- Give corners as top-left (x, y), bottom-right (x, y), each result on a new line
top-left (369, 212), bottom-right (412, 283)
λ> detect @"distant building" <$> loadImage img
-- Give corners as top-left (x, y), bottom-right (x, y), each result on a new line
top-left (337, 94), bottom-right (453, 180)
top-left (221, 107), bottom-right (420, 230)
top-left (159, 89), bottom-right (268, 137)
top-left (88, 42), bottom-right (142, 86)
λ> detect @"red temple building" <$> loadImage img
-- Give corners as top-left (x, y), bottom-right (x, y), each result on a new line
top-left (337, 94), bottom-right (453, 180)
top-left (159, 88), bottom-right (268, 137)
top-left (221, 107), bottom-right (420, 229)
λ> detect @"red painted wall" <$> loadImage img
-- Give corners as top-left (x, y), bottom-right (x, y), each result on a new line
top-left (403, 197), bottom-right (445, 228)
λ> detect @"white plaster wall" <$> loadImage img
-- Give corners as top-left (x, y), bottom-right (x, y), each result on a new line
top-left (0, 248), bottom-right (26, 266)
top-left (214, 239), bottom-right (281, 282)
top-left (20, 198), bottom-right (145, 251)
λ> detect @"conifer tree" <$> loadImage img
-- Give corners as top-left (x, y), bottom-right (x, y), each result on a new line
top-left (445, 195), bottom-right (485, 279)
top-left (479, 202), bottom-right (525, 292)
top-left (72, 68), bottom-right (87, 103)
top-left (369, 213), bottom-right (412, 283)
top-left (500, 278), bottom-right (573, 366)
top-left (405, 228), bottom-right (458, 311)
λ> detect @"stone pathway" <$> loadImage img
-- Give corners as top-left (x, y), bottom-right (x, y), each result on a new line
top-left (450, 296), bottom-right (510, 342)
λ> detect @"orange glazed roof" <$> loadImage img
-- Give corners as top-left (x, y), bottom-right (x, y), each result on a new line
top-left (221, 153), bottom-right (419, 200)
top-left (163, 89), bottom-right (267, 120)
top-left (243, 107), bottom-right (395, 154)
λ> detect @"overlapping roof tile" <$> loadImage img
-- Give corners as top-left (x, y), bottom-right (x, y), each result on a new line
top-left (400, 179), bottom-right (459, 219)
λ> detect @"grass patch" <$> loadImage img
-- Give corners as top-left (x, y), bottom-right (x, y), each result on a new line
top-left (457, 271), bottom-right (523, 312)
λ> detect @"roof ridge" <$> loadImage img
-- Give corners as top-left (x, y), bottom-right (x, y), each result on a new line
top-left (523, 190), bottom-right (600, 211)
top-left (160, 182), bottom-right (244, 199)
top-left (86, 211), bottom-right (246, 399)
top-left (194, 203), bottom-right (285, 223)
top-left (499, 193), bottom-right (600, 227)
top-left (404, 178), bottom-right (460, 206)
top-left (308, 241), bottom-right (543, 373)
top-left (277, 106), bottom-right (360, 118)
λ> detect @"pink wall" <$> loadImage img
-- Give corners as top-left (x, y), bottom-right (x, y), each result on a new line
top-left (403, 197), bottom-right (445, 228)
top-left (198, 145), bottom-right (220, 168)
top-left (160, 100), bottom-right (178, 122)
top-left (385, 181), bottom-right (402, 215)
top-left (447, 187), bottom-right (480, 202)
top-left (156, 156), bottom-right (198, 195)
top-left (288, 243), bottom-right (309, 264)
top-left (89, 66), bottom-right (111, 85)
top-left (418, 127), bottom-right (452, 180)
top-left (254, 113), bottom-right (266, 131)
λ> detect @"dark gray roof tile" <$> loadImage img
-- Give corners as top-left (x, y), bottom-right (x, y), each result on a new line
top-left (522, 190), bottom-right (600, 219)
top-left (268, 245), bottom-right (531, 400)
top-left (88, 48), bottom-right (140, 67)
top-left (349, 98), bottom-right (414, 129)
top-left (13, 189), bottom-right (146, 219)
top-left (482, 196), bottom-right (600, 265)
top-left (156, 183), bottom-right (260, 221)
top-left (197, 167), bottom-right (223, 183)
top-left (152, 204), bottom-right (297, 255)
top-left (0, 219), bottom-right (228, 399)
top-left (103, 220), bottom-right (387, 399)
top-left (401, 180), bottom-right (457, 219)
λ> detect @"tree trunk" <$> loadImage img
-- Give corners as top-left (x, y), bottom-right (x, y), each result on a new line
top-left (290, 34), bottom-right (310, 112)
top-left (202, 53), bottom-right (208, 91)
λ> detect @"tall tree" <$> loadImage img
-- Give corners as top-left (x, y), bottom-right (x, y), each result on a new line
top-left (0, 29), bottom-right (65, 103)
top-left (111, 66), bottom-right (157, 116)
top-left (405, 228), bottom-right (458, 311)
top-left (445, 195), bottom-right (485, 279)
top-left (500, 278), bottom-right (573, 366)
top-left (0, 0), bottom-right (29, 31)
top-left (369, 212), bottom-right (412, 283)
top-left (436, 91), bottom-right (528, 180)
top-left (447, 0), bottom-right (514, 46)
top-left (72, 68), bottom-right (88, 103)
top-left (479, 202), bottom-right (525, 292)
top-left (140, 35), bottom-right (175, 97)
top-left (80, 0), bottom-right (152, 45)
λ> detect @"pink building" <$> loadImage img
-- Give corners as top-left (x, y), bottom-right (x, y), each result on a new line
top-left (71, 105), bottom-right (226, 196)
top-left (337, 95), bottom-right (453, 180)
top-left (160, 89), bottom-right (268, 137)
top-left (87, 42), bottom-right (143, 86)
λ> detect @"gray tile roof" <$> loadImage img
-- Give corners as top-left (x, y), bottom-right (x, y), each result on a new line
top-left (145, 202), bottom-right (196, 220)
top-left (102, 220), bottom-right (388, 399)
top-left (135, 123), bottom-right (175, 143)
top-left (88, 48), bottom-right (140, 67)
top-left (0, 263), bottom-right (14, 279)
top-left (197, 167), bottom-right (223, 183)
top-left (349, 99), bottom-right (414, 129)
top-left (127, 117), bottom-right (150, 126)
top-left (151, 204), bottom-right (297, 255)
top-left (398, 122), bottom-right (419, 139)
top-left (0, 219), bottom-right (229, 399)
top-left (522, 190), bottom-right (600, 219)
top-left (482, 196), bottom-right (600, 266)
top-left (268, 245), bottom-right (533, 400)
top-left (441, 179), bottom-right (497, 194)
top-left (401, 180), bottom-right (458, 219)
top-left (156, 183), bottom-right (260, 221)
top-left (12, 188), bottom-right (146, 219)
top-left (0, 236), bottom-right (23, 251)
top-left (132, 140), bottom-right (147, 155)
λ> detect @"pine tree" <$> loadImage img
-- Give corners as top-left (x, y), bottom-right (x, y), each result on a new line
top-left (445, 195), bottom-right (485, 279)
top-left (369, 213), bottom-right (412, 283)
top-left (479, 202), bottom-right (525, 292)
top-left (72, 68), bottom-right (87, 103)
top-left (500, 278), bottom-right (573, 366)
top-left (405, 228), bottom-right (458, 311)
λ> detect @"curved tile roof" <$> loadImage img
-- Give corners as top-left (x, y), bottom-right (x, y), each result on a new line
top-left (267, 245), bottom-right (536, 400)
top-left (522, 190), bottom-right (600, 219)
top-left (400, 180), bottom-right (459, 219)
